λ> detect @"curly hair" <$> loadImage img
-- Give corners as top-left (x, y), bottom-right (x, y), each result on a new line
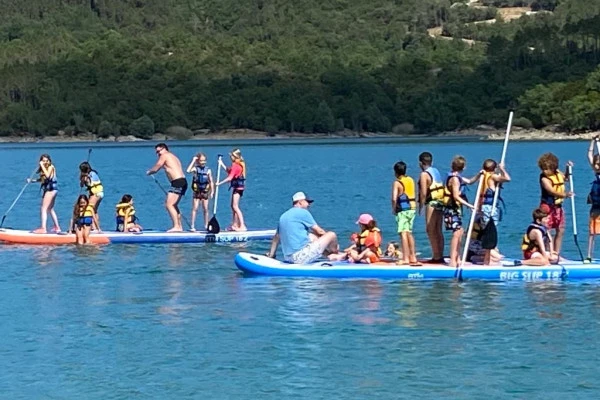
top-left (537, 152), bottom-right (559, 171)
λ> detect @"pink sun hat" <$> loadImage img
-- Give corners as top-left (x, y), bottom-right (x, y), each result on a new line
top-left (356, 213), bottom-right (374, 225)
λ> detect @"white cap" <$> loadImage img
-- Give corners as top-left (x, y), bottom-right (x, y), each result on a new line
top-left (292, 192), bottom-right (314, 203)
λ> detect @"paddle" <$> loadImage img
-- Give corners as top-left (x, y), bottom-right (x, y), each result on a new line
top-left (482, 111), bottom-right (513, 250)
top-left (150, 175), bottom-right (192, 229)
top-left (568, 164), bottom-right (584, 261)
top-left (79, 148), bottom-right (93, 194)
top-left (0, 166), bottom-right (39, 228)
top-left (460, 174), bottom-right (485, 268)
top-left (207, 154), bottom-right (223, 234)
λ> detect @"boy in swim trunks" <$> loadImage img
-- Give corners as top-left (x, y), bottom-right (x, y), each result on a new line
top-left (146, 143), bottom-right (188, 232)
top-left (537, 152), bottom-right (573, 255)
top-left (520, 208), bottom-right (558, 266)
top-left (391, 161), bottom-right (420, 265)
top-left (443, 156), bottom-right (482, 268)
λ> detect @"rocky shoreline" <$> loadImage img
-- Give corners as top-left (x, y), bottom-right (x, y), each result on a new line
top-left (0, 127), bottom-right (597, 143)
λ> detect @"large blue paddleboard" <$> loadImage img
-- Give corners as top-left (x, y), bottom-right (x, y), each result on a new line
top-left (235, 252), bottom-right (600, 281)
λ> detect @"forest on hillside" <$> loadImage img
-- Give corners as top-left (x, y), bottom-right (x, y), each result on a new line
top-left (0, 0), bottom-right (599, 138)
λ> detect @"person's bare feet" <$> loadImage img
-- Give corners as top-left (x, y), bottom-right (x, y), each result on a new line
top-left (32, 228), bottom-right (47, 234)
top-left (167, 227), bottom-right (183, 233)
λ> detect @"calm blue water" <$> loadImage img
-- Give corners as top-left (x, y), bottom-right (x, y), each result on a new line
top-left (1, 139), bottom-right (599, 399)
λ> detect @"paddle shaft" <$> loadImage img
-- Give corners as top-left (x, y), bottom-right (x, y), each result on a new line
top-left (460, 174), bottom-right (485, 268)
top-left (0, 167), bottom-right (39, 227)
top-left (151, 175), bottom-right (192, 229)
top-left (491, 111), bottom-right (513, 212)
top-left (568, 164), bottom-right (584, 260)
top-left (213, 155), bottom-right (223, 215)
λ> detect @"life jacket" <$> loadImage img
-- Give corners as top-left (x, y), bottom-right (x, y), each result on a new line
top-left (521, 222), bottom-right (549, 252)
top-left (77, 205), bottom-right (95, 226)
top-left (588, 174), bottom-right (600, 207)
top-left (230, 160), bottom-right (246, 190)
top-left (443, 172), bottom-right (467, 208)
top-left (86, 171), bottom-right (103, 196)
top-left (356, 227), bottom-right (383, 256)
top-left (115, 202), bottom-right (137, 230)
top-left (470, 221), bottom-right (482, 241)
top-left (424, 166), bottom-right (444, 203)
top-left (395, 176), bottom-right (416, 212)
top-left (540, 172), bottom-right (565, 206)
top-left (40, 172), bottom-right (58, 192)
top-left (480, 171), bottom-right (496, 206)
top-left (192, 165), bottom-right (210, 193)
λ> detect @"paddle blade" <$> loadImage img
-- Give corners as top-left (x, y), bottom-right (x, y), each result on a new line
top-left (481, 219), bottom-right (498, 250)
top-left (207, 215), bottom-right (220, 234)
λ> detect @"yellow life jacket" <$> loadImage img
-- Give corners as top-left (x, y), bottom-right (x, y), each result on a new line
top-left (79, 205), bottom-right (95, 218)
top-left (470, 221), bottom-right (482, 241)
top-left (86, 172), bottom-right (104, 196)
top-left (443, 173), bottom-right (467, 208)
top-left (423, 167), bottom-right (444, 202)
top-left (540, 172), bottom-right (565, 206)
top-left (356, 227), bottom-right (383, 255)
top-left (116, 202), bottom-right (135, 217)
top-left (395, 176), bottom-right (416, 212)
top-left (480, 172), bottom-right (496, 206)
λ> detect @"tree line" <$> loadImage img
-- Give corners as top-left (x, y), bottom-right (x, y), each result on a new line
top-left (0, 0), bottom-right (599, 138)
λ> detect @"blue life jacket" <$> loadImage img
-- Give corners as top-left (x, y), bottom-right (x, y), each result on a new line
top-left (588, 174), bottom-right (600, 207)
top-left (193, 166), bottom-right (210, 192)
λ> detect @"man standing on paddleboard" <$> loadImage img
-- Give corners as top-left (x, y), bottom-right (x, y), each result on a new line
top-left (266, 192), bottom-right (346, 263)
top-left (146, 143), bottom-right (188, 232)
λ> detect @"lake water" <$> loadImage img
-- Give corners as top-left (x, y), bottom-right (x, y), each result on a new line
top-left (1, 139), bottom-right (599, 399)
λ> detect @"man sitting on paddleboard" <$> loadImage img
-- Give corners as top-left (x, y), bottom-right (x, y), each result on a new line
top-left (146, 143), bottom-right (188, 232)
top-left (266, 192), bottom-right (346, 264)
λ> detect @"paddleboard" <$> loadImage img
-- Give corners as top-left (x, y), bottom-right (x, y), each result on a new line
top-left (0, 228), bottom-right (275, 245)
top-left (235, 252), bottom-right (600, 281)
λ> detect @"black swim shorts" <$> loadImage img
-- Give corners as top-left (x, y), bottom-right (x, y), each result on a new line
top-left (169, 177), bottom-right (188, 196)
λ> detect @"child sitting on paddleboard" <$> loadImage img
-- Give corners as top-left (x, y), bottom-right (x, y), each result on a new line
top-left (518, 208), bottom-right (558, 266)
top-left (79, 161), bottom-right (104, 232)
top-left (216, 148), bottom-right (247, 232)
top-left (537, 152), bottom-right (573, 256)
top-left (71, 194), bottom-right (99, 245)
top-left (385, 242), bottom-right (403, 260)
top-left (586, 137), bottom-right (600, 263)
top-left (466, 215), bottom-right (503, 264)
top-left (115, 194), bottom-right (142, 232)
top-left (345, 214), bottom-right (382, 264)
top-left (391, 161), bottom-right (420, 266)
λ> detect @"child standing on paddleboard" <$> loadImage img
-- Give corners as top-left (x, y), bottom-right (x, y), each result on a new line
top-left (79, 161), bottom-right (104, 232)
top-left (478, 159), bottom-right (511, 265)
top-left (186, 152), bottom-right (214, 231)
top-left (216, 148), bottom-right (247, 231)
top-left (29, 154), bottom-right (61, 234)
top-left (442, 156), bottom-right (482, 268)
top-left (586, 137), bottom-right (600, 263)
top-left (537, 152), bottom-right (573, 256)
top-left (391, 161), bottom-right (420, 266)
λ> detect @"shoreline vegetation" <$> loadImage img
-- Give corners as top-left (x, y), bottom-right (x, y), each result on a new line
top-left (1, 126), bottom-right (599, 144)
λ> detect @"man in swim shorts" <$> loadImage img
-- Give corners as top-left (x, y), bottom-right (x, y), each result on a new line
top-left (266, 192), bottom-right (346, 264)
top-left (146, 143), bottom-right (188, 232)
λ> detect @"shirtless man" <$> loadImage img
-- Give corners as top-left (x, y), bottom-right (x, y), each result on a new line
top-left (146, 143), bottom-right (188, 232)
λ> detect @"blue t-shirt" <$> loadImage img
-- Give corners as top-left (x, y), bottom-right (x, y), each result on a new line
top-left (278, 207), bottom-right (317, 258)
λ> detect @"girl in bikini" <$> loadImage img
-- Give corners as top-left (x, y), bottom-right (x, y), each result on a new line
top-left (29, 154), bottom-right (61, 233)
